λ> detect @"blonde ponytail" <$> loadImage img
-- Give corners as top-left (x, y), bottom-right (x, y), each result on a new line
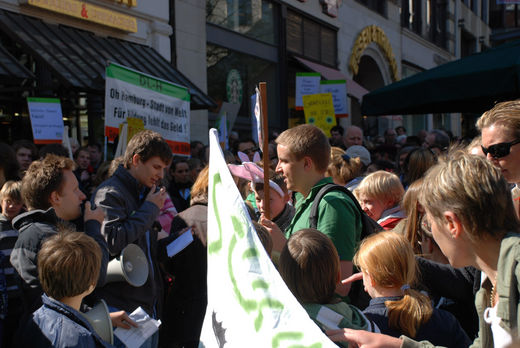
top-left (385, 288), bottom-right (433, 338)
top-left (354, 231), bottom-right (433, 338)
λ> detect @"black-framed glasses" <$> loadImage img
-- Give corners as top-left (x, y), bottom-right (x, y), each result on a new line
top-left (481, 139), bottom-right (520, 158)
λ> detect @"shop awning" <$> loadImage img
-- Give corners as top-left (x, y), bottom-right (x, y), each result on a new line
top-left (361, 39), bottom-right (520, 115)
top-left (294, 56), bottom-right (369, 101)
top-left (0, 10), bottom-right (216, 110)
top-left (0, 43), bottom-right (34, 82)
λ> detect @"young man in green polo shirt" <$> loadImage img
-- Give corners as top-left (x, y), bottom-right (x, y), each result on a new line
top-left (261, 124), bottom-right (362, 296)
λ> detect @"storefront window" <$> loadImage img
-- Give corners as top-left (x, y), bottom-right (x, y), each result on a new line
top-left (207, 44), bottom-right (279, 131)
top-left (206, 0), bottom-right (277, 45)
top-left (286, 10), bottom-right (337, 67)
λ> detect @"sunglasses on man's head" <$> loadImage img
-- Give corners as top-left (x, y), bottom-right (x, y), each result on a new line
top-left (481, 139), bottom-right (520, 158)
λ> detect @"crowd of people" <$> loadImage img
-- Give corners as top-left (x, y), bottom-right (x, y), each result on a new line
top-left (0, 100), bottom-right (519, 348)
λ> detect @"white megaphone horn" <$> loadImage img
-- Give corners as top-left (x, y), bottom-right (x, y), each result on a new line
top-left (106, 244), bottom-right (149, 287)
top-left (81, 299), bottom-right (114, 345)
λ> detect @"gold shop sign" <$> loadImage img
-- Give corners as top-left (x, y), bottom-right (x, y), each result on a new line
top-left (25, 0), bottom-right (138, 32)
top-left (114, 0), bottom-right (137, 7)
top-left (349, 25), bottom-right (399, 82)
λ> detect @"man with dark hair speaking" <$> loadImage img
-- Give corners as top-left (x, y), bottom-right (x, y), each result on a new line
top-left (93, 130), bottom-right (172, 348)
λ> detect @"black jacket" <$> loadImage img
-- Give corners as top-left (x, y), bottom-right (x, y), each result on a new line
top-left (10, 208), bottom-right (108, 316)
top-left (416, 257), bottom-right (480, 339)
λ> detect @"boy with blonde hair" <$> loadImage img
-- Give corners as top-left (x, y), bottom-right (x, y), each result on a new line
top-left (355, 171), bottom-right (405, 230)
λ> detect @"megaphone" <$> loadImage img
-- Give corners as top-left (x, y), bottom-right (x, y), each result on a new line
top-left (82, 299), bottom-right (114, 345)
top-left (106, 243), bottom-right (149, 287)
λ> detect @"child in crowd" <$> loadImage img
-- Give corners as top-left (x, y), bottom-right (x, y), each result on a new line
top-left (279, 228), bottom-right (376, 347)
top-left (19, 231), bottom-right (112, 347)
top-left (0, 181), bottom-right (24, 347)
top-left (353, 231), bottom-right (470, 347)
top-left (252, 172), bottom-right (294, 233)
top-left (228, 162), bottom-right (294, 233)
top-left (354, 171), bottom-right (405, 229)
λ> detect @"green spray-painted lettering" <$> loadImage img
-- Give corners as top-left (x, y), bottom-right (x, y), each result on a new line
top-left (208, 173), bottom-right (223, 254)
top-left (272, 332), bottom-right (323, 348)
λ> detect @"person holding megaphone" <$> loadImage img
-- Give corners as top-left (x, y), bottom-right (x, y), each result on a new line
top-left (92, 130), bottom-right (173, 348)
top-left (19, 230), bottom-right (116, 347)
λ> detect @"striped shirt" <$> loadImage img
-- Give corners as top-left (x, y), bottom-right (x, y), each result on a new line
top-left (0, 215), bottom-right (22, 299)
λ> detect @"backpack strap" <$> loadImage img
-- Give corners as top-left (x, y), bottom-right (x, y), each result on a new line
top-left (309, 183), bottom-right (381, 239)
top-left (309, 184), bottom-right (362, 229)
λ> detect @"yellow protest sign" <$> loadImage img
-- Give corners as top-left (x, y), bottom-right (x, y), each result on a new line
top-left (119, 117), bottom-right (145, 145)
top-left (302, 93), bottom-right (336, 137)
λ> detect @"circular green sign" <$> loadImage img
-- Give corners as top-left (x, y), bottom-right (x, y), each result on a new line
top-left (226, 69), bottom-right (243, 105)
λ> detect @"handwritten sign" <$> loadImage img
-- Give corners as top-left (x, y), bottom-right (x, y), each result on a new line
top-left (295, 72), bottom-right (320, 110)
top-left (302, 93), bottom-right (337, 137)
top-left (320, 80), bottom-right (348, 118)
top-left (27, 97), bottom-right (64, 144)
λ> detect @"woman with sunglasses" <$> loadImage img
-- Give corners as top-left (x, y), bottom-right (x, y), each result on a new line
top-left (478, 100), bottom-right (520, 184)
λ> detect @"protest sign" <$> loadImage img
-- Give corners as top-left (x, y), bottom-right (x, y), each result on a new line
top-left (295, 72), bottom-right (321, 110)
top-left (320, 80), bottom-right (348, 118)
top-left (27, 97), bottom-right (64, 144)
top-left (125, 117), bottom-right (145, 144)
top-left (105, 62), bottom-right (191, 156)
top-left (199, 128), bottom-right (337, 348)
top-left (219, 102), bottom-right (240, 132)
top-left (302, 93), bottom-right (337, 137)
top-left (216, 113), bottom-right (228, 150)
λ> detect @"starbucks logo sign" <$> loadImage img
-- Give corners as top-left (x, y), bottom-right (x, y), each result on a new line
top-left (226, 69), bottom-right (243, 105)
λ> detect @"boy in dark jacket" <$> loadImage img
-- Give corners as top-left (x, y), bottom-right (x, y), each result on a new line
top-left (20, 231), bottom-right (112, 347)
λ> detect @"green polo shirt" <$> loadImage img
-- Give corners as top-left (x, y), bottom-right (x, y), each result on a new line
top-left (284, 177), bottom-right (362, 261)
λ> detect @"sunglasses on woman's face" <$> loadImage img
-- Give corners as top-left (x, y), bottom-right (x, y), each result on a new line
top-left (481, 139), bottom-right (520, 159)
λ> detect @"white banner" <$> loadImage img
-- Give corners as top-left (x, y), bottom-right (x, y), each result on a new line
top-left (104, 62), bottom-right (191, 156)
top-left (199, 129), bottom-right (337, 348)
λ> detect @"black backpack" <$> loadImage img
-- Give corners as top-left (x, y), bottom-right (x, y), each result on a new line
top-left (308, 183), bottom-right (383, 309)
top-left (309, 183), bottom-right (382, 239)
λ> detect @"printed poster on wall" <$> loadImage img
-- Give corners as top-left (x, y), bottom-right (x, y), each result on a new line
top-left (320, 80), bottom-right (348, 118)
top-left (105, 62), bottom-right (191, 156)
top-left (27, 97), bottom-right (65, 144)
top-left (302, 93), bottom-right (337, 137)
top-left (295, 72), bottom-right (321, 110)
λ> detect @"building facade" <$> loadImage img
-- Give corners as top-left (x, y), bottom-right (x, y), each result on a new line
top-left (0, 0), bottom-right (493, 147)
top-left (175, 0), bottom-right (492, 142)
